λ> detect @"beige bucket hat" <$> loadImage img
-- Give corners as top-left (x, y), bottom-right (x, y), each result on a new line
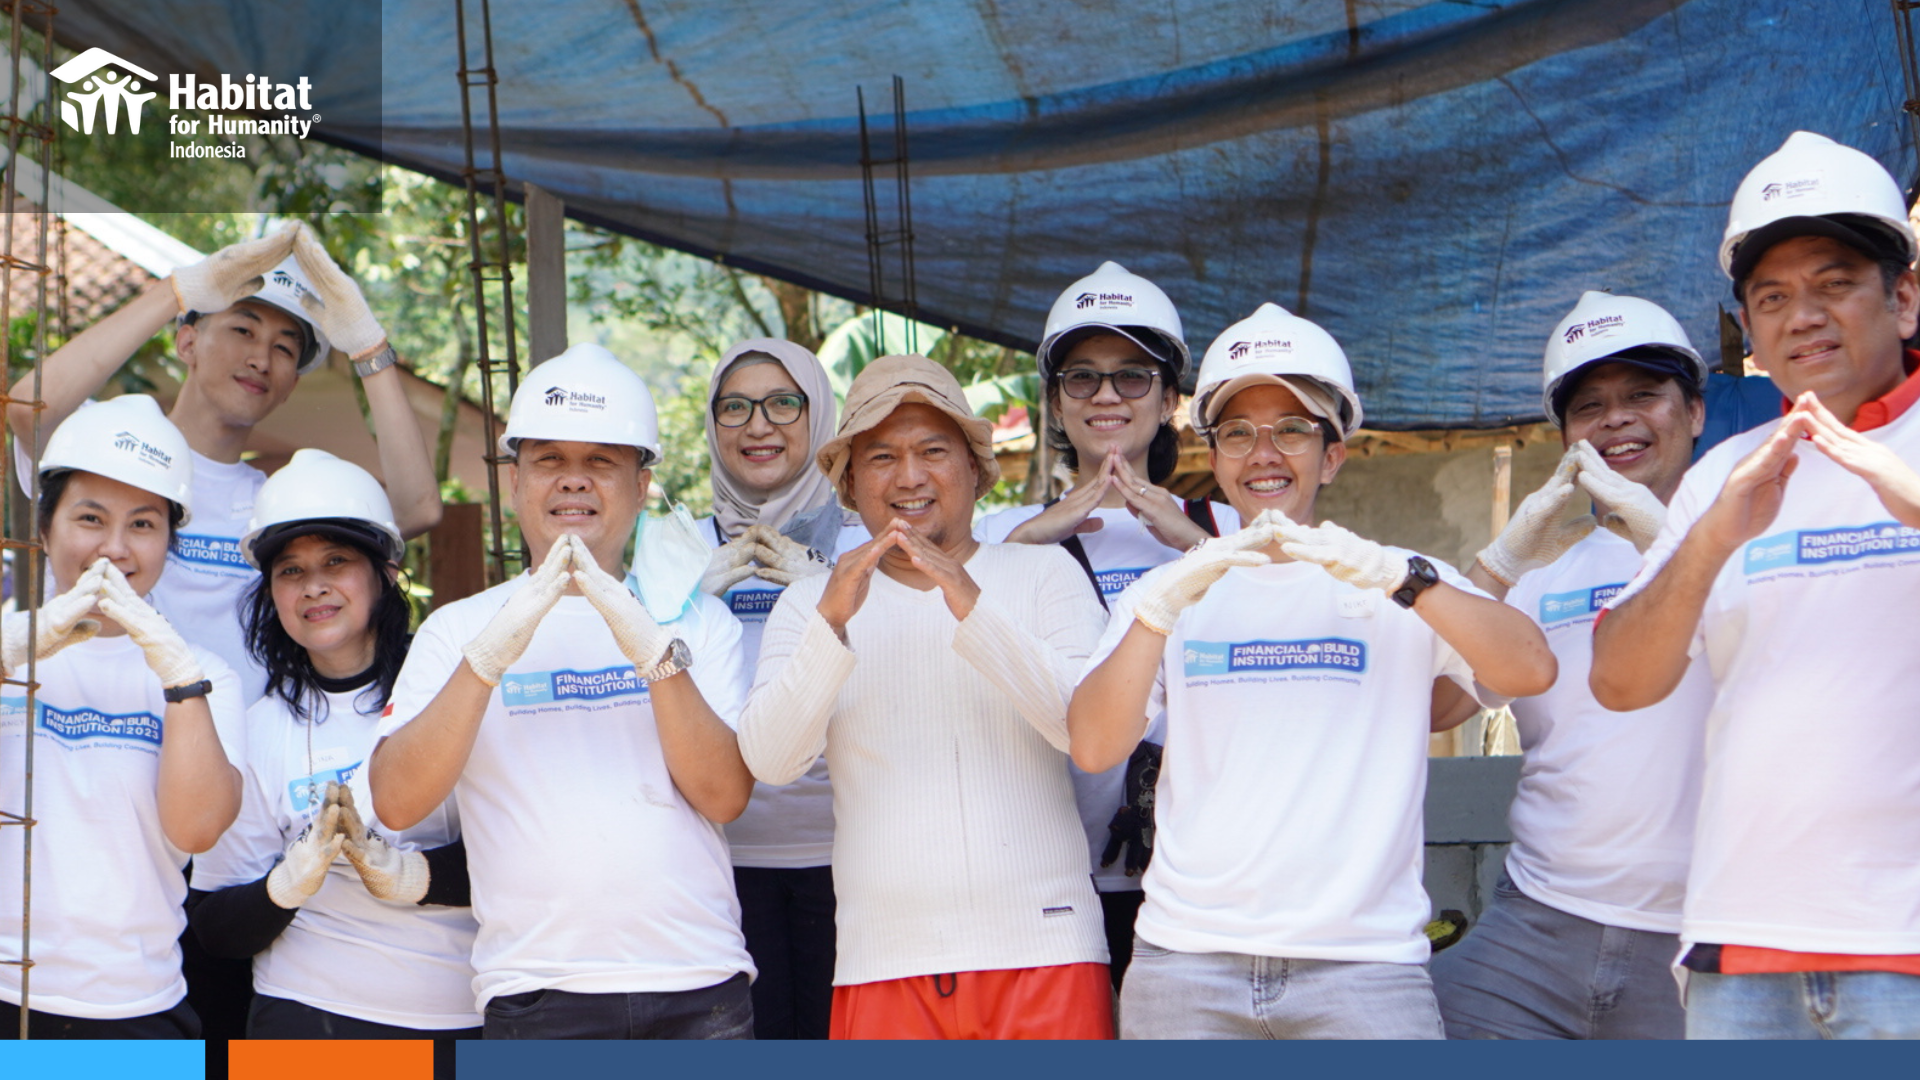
top-left (816, 353), bottom-right (1000, 510)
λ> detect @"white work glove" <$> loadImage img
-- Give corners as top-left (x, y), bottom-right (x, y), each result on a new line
top-left (1475, 447), bottom-right (1596, 587)
top-left (745, 524), bottom-right (831, 587)
top-left (97, 563), bottom-right (203, 689)
top-left (170, 225), bottom-right (298, 316)
top-left (291, 224), bottom-right (388, 361)
top-left (334, 783), bottom-right (429, 905)
top-left (0, 559), bottom-right (107, 677)
top-left (700, 535), bottom-right (766, 596)
top-left (266, 783), bottom-right (347, 909)
top-left (1131, 515), bottom-right (1278, 635)
top-left (1278, 519), bottom-right (1410, 594)
top-left (570, 535), bottom-right (675, 673)
top-left (464, 540), bottom-right (574, 686)
top-left (1571, 440), bottom-right (1668, 554)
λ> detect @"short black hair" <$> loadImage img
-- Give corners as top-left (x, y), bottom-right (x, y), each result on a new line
top-left (36, 469), bottom-right (184, 542)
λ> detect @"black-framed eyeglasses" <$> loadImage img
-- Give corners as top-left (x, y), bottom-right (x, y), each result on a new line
top-left (1213, 417), bottom-right (1322, 458)
top-left (1057, 367), bottom-right (1160, 400)
top-left (714, 391), bottom-right (808, 428)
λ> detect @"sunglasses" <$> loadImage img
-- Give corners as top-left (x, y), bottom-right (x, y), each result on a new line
top-left (1212, 417), bottom-right (1322, 458)
top-left (1057, 367), bottom-right (1160, 400)
top-left (714, 391), bottom-right (808, 428)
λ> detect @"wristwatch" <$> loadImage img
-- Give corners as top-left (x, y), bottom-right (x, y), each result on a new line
top-left (639, 638), bottom-right (692, 684)
top-left (163, 679), bottom-right (214, 703)
top-left (353, 342), bottom-right (399, 378)
top-left (1390, 556), bottom-right (1441, 610)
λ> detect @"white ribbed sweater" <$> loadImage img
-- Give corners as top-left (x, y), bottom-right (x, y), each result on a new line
top-left (738, 542), bottom-right (1110, 985)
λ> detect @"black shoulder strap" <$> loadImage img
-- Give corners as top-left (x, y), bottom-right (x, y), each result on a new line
top-left (1183, 498), bottom-right (1220, 538)
top-left (1042, 497), bottom-right (1109, 612)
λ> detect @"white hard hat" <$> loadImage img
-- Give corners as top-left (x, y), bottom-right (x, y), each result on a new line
top-left (1190, 303), bottom-right (1363, 439)
top-left (1721, 130), bottom-right (1916, 284)
top-left (499, 343), bottom-right (662, 467)
top-left (239, 449), bottom-right (403, 568)
top-left (39, 395), bottom-right (194, 526)
top-left (1037, 261), bottom-right (1191, 379)
top-left (183, 254), bottom-right (333, 374)
top-left (1540, 291), bottom-right (1706, 427)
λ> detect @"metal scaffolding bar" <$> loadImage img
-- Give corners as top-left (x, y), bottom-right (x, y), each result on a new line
top-left (0, 0), bottom-right (58, 1040)
top-left (454, 0), bottom-right (524, 585)
top-left (857, 76), bottom-right (918, 354)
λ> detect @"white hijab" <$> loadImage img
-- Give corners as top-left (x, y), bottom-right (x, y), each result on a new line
top-left (706, 338), bottom-right (840, 540)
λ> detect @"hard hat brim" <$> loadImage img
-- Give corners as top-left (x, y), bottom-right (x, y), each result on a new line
top-left (1039, 324), bottom-right (1186, 380)
top-left (1546, 350), bottom-right (1704, 428)
top-left (245, 517), bottom-right (404, 570)
top-left (1729, 214), bottom-right (1911, 288)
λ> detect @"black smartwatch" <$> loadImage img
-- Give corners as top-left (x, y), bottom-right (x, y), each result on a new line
top-left (1390, 556), bottom-right (1441, 610)
top-left (163, 679), bottom-right (214, 703)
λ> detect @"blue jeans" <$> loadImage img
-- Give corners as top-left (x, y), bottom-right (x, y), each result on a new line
top-left (482, 974), bottom-right (755, 1039)
top-left (1687, 970), bottom-right (1920, 1040)
top-left (1430, 873), bottom-right (1683, 1039)
top-left (1119, 936), bottom-right (1444, 1040)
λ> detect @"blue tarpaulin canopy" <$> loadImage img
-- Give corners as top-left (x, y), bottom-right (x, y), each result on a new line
top-left (48, 1), bottom-right (1915, 429)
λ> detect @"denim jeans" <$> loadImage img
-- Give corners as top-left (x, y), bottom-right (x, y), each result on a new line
top-left (0, 997), bottom-right (200, 1039)
top-left (1687, 970), bottom-right (1920, 1039)
top-left (482, 974), bottom-right (755, 1039)
top-left (1118, 936), bottom-right (1444, 1039)
top-left (1430, 873), bottom-right (1683, 1039)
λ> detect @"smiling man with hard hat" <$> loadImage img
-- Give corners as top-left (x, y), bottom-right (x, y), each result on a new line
top-left (1069, 303), bottom-right (1555, 1040)
top-left (368, 344), bottom-right (757, 1040)
top-left (4, 223), bottom-right (441, 706)
top-left (1430, 291), bottom-right (1715, 1040)
top-left (1591, 131), bottom-right (1920, 1039)
top-left (737, 354), bottom-right (1112, 1040)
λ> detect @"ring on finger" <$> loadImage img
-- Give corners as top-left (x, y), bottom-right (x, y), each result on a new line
top-left (1138, 484), bottom-right (1148, 496)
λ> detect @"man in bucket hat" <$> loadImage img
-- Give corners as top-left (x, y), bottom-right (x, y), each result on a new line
top-left (738, 354), bottom-right (1112, 1039)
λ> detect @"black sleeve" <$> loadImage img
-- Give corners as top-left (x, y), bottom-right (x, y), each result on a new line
top-left (418, 839), bottom-right (471, 908)
top-left (186, 879), bottom-right (297, 959)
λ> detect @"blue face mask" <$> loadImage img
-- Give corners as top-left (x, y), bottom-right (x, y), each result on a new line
top-left (624, 501), bottom-right (710, 623)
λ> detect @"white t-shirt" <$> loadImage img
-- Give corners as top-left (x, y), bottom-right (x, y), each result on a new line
top-left (152, 451), bottom-right (269, 704)
top-left (376, 576), bottom-right (754, 1009)
top-left (697, 513), bottom-right (869, 869)
top-left (0, 636), bottom-right (244, 1019)
top-left (1607, 407), bottom-right (1920, 955)
top-left (10, 442), bottom-right (265, 702)
top-left (1503, 529), bottom-right (1711, 933)
top-left (192, 686), bottom-right (480, 1029)
top-left (1085, 552), bottom-right (1494, 964)
top-left (977, 500), bottom-right (1242, 892)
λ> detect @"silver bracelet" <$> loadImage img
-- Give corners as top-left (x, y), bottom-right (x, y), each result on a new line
top-left (353, 343), bottom-right (399, 378)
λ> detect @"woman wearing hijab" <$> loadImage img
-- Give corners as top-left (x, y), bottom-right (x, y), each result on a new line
top-left (697, 338), bottom-right (867, 1040)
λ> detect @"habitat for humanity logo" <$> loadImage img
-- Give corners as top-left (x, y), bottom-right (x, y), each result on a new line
top-left (1562, 314), bottom-right (1624, 346)
top-left (1760, 175), bottom-right (1820, 202)
top-left (1183, 637), bottom-right (1366, 677)
top-left (1227, 338), bottom-right (1292, 362)
top-left (47, 46), bottom-right (317, 159)
top-left (111, 429), bottom-right (173, 471)
top-left (1074, 291), bottom-right (1133, 311)
top-left (543, 386), bottom-right (608, 413)
top-left (502, 665), bottom-right (646, 707)
top-left (1538, 584), bottom-right (1623, 624)
top-left (1745, 521), bottom-right (1920, 574)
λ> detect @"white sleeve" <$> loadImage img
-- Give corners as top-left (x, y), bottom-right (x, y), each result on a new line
top-left (1081, 566), bottom-right (1168, 722)
top-left (375, 606), bottom-right (466, 743)
top-left (951, 547), bottom-right (1107, 753)
top-left (190, 734), bottom-right (286, 890)
top-left (680, 592), bottom-right (748, 728)
top-left (736, 582), bottom-right (856, 785)
top-left (973, 505), bottom-right (1036, 544)
top-left (1604, 459), bottom-right (1715, 658)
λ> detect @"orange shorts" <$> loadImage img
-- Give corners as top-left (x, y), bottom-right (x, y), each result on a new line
top-left (830, 962), bottom-right (1113, 1040)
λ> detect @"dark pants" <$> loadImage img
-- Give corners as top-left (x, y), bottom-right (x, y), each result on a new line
top-left (734, 865), bottom-right (836, 1039)
top-left (482, 974), bottom-right (755, 1040)
top-left (182, 894), bottom-right (254, 1042)
top-left (1101, 890), bottom-right (1146, 991)
top-left (0, 997), bottom-right (200, 1039)
top-left (251, 995), bottom-right (480, 1080)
